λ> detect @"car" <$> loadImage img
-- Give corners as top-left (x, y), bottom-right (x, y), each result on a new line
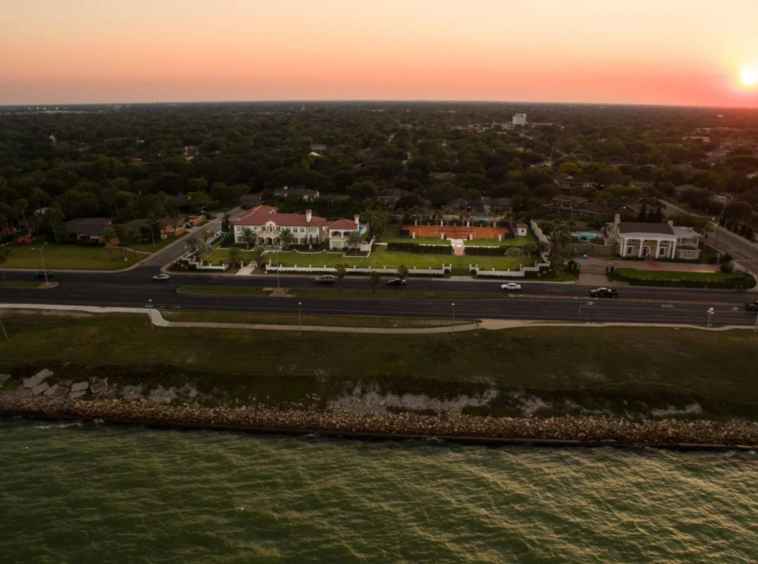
top-left (152, 273), bottom-right (171, 281)
top-left (501, 282), bottom-right (522, 291)
top-left (314, 275), bottom-right (336, 284)
top-left (746, 301), bottom-right (758, 312)
top-left (35, 271), bottom-right (54, 279)
top-left (589, 287), bottom-right (618, 298)
top-left (184, 222), bottom-right (193, 229)
top-left (387, 278), bottom-right (407, 287)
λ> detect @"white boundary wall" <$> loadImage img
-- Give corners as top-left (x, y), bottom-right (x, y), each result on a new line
top-left (265, 263), bottom-right (452, 276)
top-left (469, 252), bottom-right (551, 279)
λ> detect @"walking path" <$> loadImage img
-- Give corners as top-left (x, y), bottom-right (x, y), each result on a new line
top-left (2, 303), bottom-right (756, 334)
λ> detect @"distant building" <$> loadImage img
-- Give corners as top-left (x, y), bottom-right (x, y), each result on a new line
top-left (310, 143), bottom-right (327, 152)
top-left (512, 114), bottom-right (527, 126)
top-left (516, 223), bottom-right (528, 237)
top-left (377, 189), bottom-right (413, 206)
top-left (64, 218), bottom-right (113, 244)
top-left (273, 187), bottom-right (320, 201)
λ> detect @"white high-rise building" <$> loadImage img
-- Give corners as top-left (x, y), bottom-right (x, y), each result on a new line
top-left (513, 114), bottom-right (527, 126)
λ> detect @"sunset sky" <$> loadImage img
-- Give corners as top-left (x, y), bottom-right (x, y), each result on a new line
top-left (2, 0), bottom-right (758, 107)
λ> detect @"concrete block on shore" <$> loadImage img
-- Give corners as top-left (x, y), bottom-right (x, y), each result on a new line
top-left (0, 374), bottom-right (10, 387)
top-left (44, 385), bottom-right (70, 399)
top-left (32, 383), bottom-right (50, 396)
top-left (69, 390), bottom-right (87, 400)
top-left (71, 382), bottom-right (89, 393)
top-left (23, 369), bottom-right (54, 389)
top-left (91, 382), bottom-right (108, 395)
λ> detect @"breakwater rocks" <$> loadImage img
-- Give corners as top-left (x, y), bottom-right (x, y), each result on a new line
top-left (2, 394), bottom-right (758, 447)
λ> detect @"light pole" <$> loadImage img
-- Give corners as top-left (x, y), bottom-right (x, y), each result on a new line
top-left (707, 307), bottom-right (714, 328)
top-left (148, 299), bottom-right (154, 331)
top-left (452, 303), bottom-right (456, 334)
top-left (298, 302), bottom-right (302, 336)
top-left (0, 315), bottom-right (8, 340)
top-left (578, 306), bottom-right (582, 323)
top-left (754, 311), bottom-right (758, 332)
top-left (277, 248), bottom-right (281, 290)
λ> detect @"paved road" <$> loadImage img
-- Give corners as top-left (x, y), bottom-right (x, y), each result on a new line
top-left (2, 269), bottom-right (757, 327)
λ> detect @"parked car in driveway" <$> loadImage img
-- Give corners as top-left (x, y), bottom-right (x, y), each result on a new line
top-left (500, 282), bottom-right (522, 291)
top-left (152, 273), bottom-right (171, 281)
top-left (387, 278), bottom-right (407, 287)
top-left (314, 275), bottom-right (336, 284)
top-left (35, 271), bottom-right (54, 279)
top-left (589, 287), bottom-right (618, 298)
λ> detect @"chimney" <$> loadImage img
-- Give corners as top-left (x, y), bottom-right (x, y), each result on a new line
top-left (614, 214), bottom-right (621, 226)
top-left (305, 209), bottom-right (312, 223)
top-left (354, 214), bottom-right (360, 228)
top-left (667, 219), bottom-right (674, 226)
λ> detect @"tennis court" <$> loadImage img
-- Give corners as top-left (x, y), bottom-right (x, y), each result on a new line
top-left (402, 224), bottom-right (510, 240)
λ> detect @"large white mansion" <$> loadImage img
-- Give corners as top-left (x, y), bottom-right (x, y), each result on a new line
top-left (607, 216), bottom-right (702, 260)
top-left (233, 205), bottom-right (365, 250)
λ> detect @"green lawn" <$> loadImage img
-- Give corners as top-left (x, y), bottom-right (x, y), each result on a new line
top-left (130, 233), bottom-right (188, 253)
top-left (2, 244), bottom-right (142, 270)
top-left (162, 310), bottom-right (473, 328)
top-left (2, 312), bottom-right (758, 419)
top-left (0, 281), bottom-right (42, 289)
top-left (615, 268), bottom-right (743, 282)
top-left (380, 227), bottom-right (537, 247)
top-left (271, 247), bottom-right (532, 274)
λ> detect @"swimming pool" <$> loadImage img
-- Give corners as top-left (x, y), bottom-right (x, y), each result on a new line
top-left (572, 231), bottom-right (602, 241)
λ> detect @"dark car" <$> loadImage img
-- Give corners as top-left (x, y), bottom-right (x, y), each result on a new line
top-left (35, 271), bottom-right (54, 279)
top-left (746, 301), bottom-right (758, 312)
top-left (314, 275), bottom-right (336, 285)
top-left (387, 278), bottom-right (407, 287)
top-left (589, 287), bottom-right (618, 298)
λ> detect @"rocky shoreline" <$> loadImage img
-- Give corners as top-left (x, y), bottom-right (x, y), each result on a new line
top-left (2, 391), bottom-right (758, 449)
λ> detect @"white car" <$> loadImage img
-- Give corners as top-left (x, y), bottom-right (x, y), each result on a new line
top-left (500, 282), bottom-right (522, 291)
top-left (152, 273), bottom-right (171, 281)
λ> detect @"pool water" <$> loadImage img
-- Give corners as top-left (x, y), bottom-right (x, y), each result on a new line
top-left (572, 231), bottom-right (602, 241)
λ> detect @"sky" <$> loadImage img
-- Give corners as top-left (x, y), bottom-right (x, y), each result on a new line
top-left (1, 0), bottom-right (758, 107)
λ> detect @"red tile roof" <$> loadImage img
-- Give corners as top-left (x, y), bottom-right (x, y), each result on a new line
top-left (234, 206), bottom-right (330, 228)
top-left (327, 219), bottom-right (359, 230)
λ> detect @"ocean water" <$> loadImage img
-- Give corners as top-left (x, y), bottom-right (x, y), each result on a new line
top-left (1, 419), bottom-right (756, 564)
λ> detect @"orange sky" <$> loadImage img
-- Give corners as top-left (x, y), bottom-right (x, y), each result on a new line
top-left (1, 0), bottom-right (757, 106)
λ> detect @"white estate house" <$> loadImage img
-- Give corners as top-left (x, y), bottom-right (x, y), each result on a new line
top-left (607, 215), bottom-right (702, 260)
top-left (233, 205), bottom-right (366, 250)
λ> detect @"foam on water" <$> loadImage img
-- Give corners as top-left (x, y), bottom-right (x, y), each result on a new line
top-left (1, 419), bottom-right (756, 563)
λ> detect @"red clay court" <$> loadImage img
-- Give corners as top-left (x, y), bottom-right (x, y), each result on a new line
top-left (402, 224), bottom-right (510, 240)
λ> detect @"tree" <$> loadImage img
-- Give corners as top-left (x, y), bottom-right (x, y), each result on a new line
top-left (122, 228), bottom-right (140, 259)
top-left (227, 246), bottom-right (243, 269)
top-left (145, 212), bottom-right (159, 247)
top-left (396, 264), bottom-right (409, 291)
top-left (0, 248), bottom-right (8, 284)
top-left (37, 207), bottom-right (65, 243)
top-left (335, 263), bottom-right (347, 295)
top-left (103, 226), bottom-right (117, 261)
top-left (507, 246), bottom-right (524, 259)
top-left (185, 236), bottom-right (202, 256)
top-left (249, 246), bottom-right (266, 270)
top-left (369, 271), bottom-right (381, 295)
top-left (346, 230), bottom-right (364, 252)
top-left (241, 228), bottom-right (256, 250)
top-left (279, 228), bottom-right (295, 249)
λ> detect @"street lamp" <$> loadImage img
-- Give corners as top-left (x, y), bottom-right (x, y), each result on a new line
top-left (298, 301), bottom-right (302, 336)
top-left (452, 303), bottom-right (456, 334)
top-left (148, 299), bottom-right (154, 331)
top-left (277, 248), bottom-right (281, 290)
top-left (754, 311), bottom-right (758, 332)
top-left (707, 307), bottom-right (715, 328)
top-left (36, 243), bottom-right (49, 285)
top-left (578, 306), bottom-right (582, 323)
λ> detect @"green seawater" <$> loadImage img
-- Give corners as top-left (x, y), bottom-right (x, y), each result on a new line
top-left (1, 419), bottom-right (756, 564)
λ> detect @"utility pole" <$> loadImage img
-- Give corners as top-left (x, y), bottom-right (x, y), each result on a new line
top-left (707, 307), bottom-right (714, 328)
top-left (298, 302), bottom-right (302, 336)
top-left (0, 316), bottom-right (8, 340)
top-left (451, 303), bottom-right (456, 334)
top-left (754, 311), bottom-right (758, 332)
top-left (277, 249), bottom-right (281, 290)
top-left (148, 299), bottom-right (154, 331)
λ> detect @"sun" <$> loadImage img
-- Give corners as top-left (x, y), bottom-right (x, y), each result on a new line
top-left (740, 66), bottom-right (758, 88)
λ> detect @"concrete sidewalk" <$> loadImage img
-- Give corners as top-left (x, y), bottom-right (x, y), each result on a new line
top-left (2, 303), bottom-right (756, 334)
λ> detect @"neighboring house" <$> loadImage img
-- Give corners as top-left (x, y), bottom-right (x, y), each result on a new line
top-left (513, 114), bottom-right (527, 126)
top-left (516, 223), bottom-right (528, 237)
top-left (123, 215), bottom-right (203, 240)
top-left (310, 143), bottom-right (327, 151)
top-left (556, 174), bottom-right (595, 193)
top-left (483, 197), bottom-right (513, 214)
top-left (377, 189), bottom-right (412, 206)
top-left (320, 194), bottom-right (351, 203)
top-left (273, 187), bottom-right (320, 201)
top-left (64, 218), bottom-right (113, 243)
top-left (711, 193), bottom-right (734, 206)
top-left (552, 196), bottom-right (586, 210)
top-left (240, 193), bottom-right (262, 208)
top-left (430, 172), bottom-right (456, 182)
top-left (673, 185), bottom-right (697, 199)
top-left (606, 215), bottom-right (702, 259)
top-left (233, 206), bottom-right (366, 250)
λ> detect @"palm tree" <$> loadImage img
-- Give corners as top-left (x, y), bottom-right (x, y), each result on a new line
top-left (227, 246), bottom-right (243, 269)
top-left (249, 246), bottom-right (266, 271)
top-left (335, 263), bottom-right (347, 295)
top-left (397, 264), bottom-right (409, 291)
top-left (241, 228), bottom-right (256, 250)
top-left (103, 227), bottom-right (117, 261)
top-left (346, 230), bottom-right (364, 252)
top-left (369, 271), bottom-right (381, 295)
top-left (279, 228), bottom-right (295, 250)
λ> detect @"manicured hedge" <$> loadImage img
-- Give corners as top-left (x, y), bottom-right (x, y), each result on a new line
top-left (609, 271), bottom-right (756, 289)
top-left (464, 247), bottom-right (510, 256)
top-left (387, 242), bottom-right (452, 254)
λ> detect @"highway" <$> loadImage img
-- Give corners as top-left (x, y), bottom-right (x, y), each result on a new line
top-left (2, 266), bottom-right (757, 327)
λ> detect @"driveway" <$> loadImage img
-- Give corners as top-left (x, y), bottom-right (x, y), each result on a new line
top-left (576, 257), bottom-right (610, 286)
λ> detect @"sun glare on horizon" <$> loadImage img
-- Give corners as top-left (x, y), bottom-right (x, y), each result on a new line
top-left (740, 66), bottom-right (758, 87)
